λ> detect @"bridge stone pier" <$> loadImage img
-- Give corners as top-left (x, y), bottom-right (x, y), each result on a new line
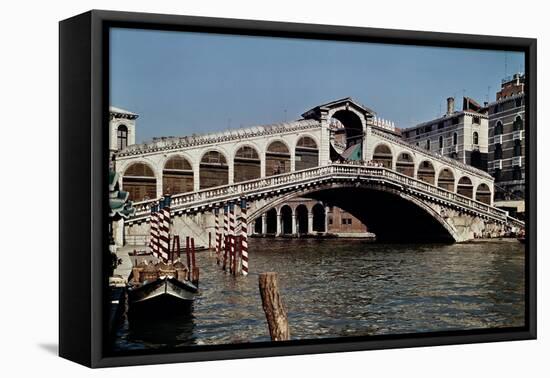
top-left (114, 97), bottom-right (523, 247)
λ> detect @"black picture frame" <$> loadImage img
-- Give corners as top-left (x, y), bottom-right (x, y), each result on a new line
top-left (59, 9), bottom-right (537, 368)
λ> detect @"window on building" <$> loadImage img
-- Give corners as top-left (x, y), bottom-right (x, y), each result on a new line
top-left (494, 168), bottom-right (501, 181)
top-left (513, 116), bottom-right (524, 131)
top-left (493, 104), bottom-right (500, 114)
top-left (415, 129), bottom-right (420, 136)
top-left (453, 132), bottom-right (458, 145)
top-left (117, 124), bottom-right (128, 150)
top-left (426, 139), bottom-right (431, 150)
top-left (495, 121), bottom-right (503, 135)
top-left (437, 122), bottom-right (444, 129)
top-left (452, 117), bottom-right (459, 125)
top-left (438, 136), bottom-right (443, 149)
top-left (472, 116), bottom-right (481, 125)
top-left (495, 144), bottom-right (503, 160)
top-left (425, 125), bottom-right (432, 132)
top-left (513, 166), bottom-right (522, 181)
top-left (473, 132), bottom-right (479, 145)
top-left (515, 97), bottom-right (523, 107)
top-left (514, 139), bottom-right (522, 156)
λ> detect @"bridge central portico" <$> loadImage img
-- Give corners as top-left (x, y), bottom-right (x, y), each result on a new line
top-left (114, 97), bottom-right (523, 245)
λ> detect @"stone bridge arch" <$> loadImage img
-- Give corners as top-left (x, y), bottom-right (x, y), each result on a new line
top-left (248, 181), bottom-right (461, 242)
top-left (199, 149), bottom-right (229, 189)
top-left (121, 160), bottom-right (158, 201)
top-left (372, 142), bottom-right (395, 168)
top-left (233, 143), bottom-right (262, 183)
top-left (265, 139), bottom-right (292, 177)
top-left (161, 153), bottom-right (194, 195)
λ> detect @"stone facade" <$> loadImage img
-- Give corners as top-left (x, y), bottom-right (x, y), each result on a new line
top-left (485, 74), bottom-right (526, 218)
top-left (401, 97), bottom-right (489, 171)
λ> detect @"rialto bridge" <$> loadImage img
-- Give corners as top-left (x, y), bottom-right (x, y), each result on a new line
top-left (113, 98), bottom-right (523, 246)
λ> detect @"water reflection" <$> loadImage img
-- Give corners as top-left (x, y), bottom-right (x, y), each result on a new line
top-left (113, 239), bottom-right (525, 352)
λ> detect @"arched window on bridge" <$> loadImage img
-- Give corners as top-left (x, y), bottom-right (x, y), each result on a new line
top-left (254, 217), bottom-right (262, 234)
top-left (473, 131), bottom-right (479, 146)
top-left (266, 208), bottom-right (277, 234)
top-left (457, 176), bottom-right (474, 198)
top-left (200, 150), bottom-right (228, 189)
top-left (438, 168), bottom-right (455, 192)
top-left (280, 205), bottom-right (293, 235)
top-left (329, 110), bottom-right (363, 161)
top-left (295, 204), bottom-right (309, 235)
top-left (234, 146), bottom-right (261, 183)
top-left (295, 136), bottom-right (319, 171)
top-left (372, 144), bottom-right (393, 168)
top-left (162, 155), bottom-right (193, 195)
top-left (476, 183), bottom-right (491, 205)
top-left (417, 160), bottom-right (435, 184)
top-left (266, 141), bottom-right (291, 176)
top-left (396, 152), bottom-right (415, 177)
top-left (122, 162), bottom-right (156, 201)
top-left (312, 203), bottom-right (326, 232)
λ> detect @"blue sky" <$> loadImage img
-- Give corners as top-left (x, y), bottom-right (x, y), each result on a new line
top-left (110, 28), bottom-right (524, 144)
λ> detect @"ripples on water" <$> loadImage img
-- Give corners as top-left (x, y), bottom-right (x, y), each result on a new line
top-left (113, 239), bottom-right (525, 352)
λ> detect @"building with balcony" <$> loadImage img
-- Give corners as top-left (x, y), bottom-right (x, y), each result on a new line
top-left (401, 96), bottom-right (489, 171)
top-left (485, 73), bottom-right (526, 218)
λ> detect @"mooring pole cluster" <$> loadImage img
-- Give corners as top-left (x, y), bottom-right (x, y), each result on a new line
top-left (184, 235), bottom-right (199, 286)
top-left (213, 199), bottom-right (249, 277)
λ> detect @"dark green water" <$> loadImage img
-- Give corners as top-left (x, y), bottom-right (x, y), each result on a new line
top-left (113, 239), bottom-right (525, 351)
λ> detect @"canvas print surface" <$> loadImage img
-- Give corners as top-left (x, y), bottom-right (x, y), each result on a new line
top-left (106, 27), bottom-right (527, 354)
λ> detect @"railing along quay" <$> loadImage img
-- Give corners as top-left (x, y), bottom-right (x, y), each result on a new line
top-left (128, 164), bottom-right (522, 227)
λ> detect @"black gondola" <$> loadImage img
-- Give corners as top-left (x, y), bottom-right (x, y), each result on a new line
top-left (127, 276), bottom-right (197, 313)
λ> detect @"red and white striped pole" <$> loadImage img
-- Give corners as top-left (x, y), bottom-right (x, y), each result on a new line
top-left (240, 199), bottom-right (249, 276)
top-left (149, 202), bottom-right (160, 259)
top-left (229, 202), bottom-right (236, 275)
top-left (222, 204), bottom-right (229, 260)
top-left (214, 207), bottom-right (220, 265)
top-left (158, 196), bottom-right (171, 262)
top-left (222, 204), bottom-right (229, 271)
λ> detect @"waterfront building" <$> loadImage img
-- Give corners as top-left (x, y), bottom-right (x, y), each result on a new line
top-left (485, 73), bottom-right (526, 218)
top-left (327, 206), bottom-right (369, 236)
top-left (401, 96), bottom-right (489, 171)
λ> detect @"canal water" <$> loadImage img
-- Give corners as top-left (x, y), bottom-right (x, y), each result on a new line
top-left (112, 239), bottom-right (525, 352)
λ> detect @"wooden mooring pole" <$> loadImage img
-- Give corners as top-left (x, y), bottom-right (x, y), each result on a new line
top-left (190, 237), bottom-right (196, 270)
top-left (186, 236), bottom-right (191, 268)
top-left (258, 272), bottom-right (290, 341)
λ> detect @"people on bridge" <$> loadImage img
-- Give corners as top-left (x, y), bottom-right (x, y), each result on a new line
top-left (330, 158), bottom-right (383, 167)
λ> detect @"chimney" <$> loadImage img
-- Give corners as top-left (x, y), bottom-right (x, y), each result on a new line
top-left (446, 97), bottom-right (455, 116)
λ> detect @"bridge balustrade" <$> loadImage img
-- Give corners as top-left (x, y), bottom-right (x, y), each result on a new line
top-left (129, 163), bottom-right (511, 226)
